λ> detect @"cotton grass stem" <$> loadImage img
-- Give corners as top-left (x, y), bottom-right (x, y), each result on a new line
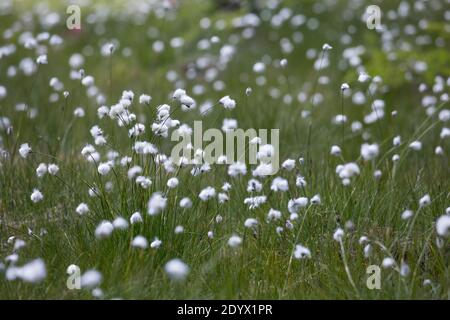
top-left (338, 239), bottom-right (360, 298)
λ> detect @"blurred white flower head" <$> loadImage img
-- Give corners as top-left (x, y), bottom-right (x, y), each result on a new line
top-left (164, 259), bottom-right (189, 281)
top-left (228, 235), bottom-right (242, 248)
top-left (294, 244), bottom-right (311, 259)
top-left (6, 258), bottom-right (46, 283)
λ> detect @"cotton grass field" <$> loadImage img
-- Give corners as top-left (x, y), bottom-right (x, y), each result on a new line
top-left (0, 0), bottom-right (449, 300)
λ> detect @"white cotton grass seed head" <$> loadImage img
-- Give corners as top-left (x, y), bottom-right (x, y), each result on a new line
top-left (92, 288), bottom-right (103, 298)
top-left (6, 253), bottom-right (19, 264)
top-left (440, 127), bottom-right (450, 139)
top-left (130, 212), bottom-right (143, 224)
top-left (97, 162), bottom-right (111, 175)
top-left (333, 114), bottom-right (347, 125)
top-left (19, 143), bottom-right (32, 158)
top-left (247, 179), bottom-right (262, 192)
top-left (281, 159), bottom-right (296, 171)
top-left (382, 257), bottom-right (396, 269)
top-left (36, 163), bottom-right (47, 177)
top-left (139, 94), bottom-right (152, 105)
top-left (219, 95), bottom-right (236, 109)
top-left (359, 236), bottom-right (369, 245)
top-left (150, 238), bottom-right (162, 249)
top-left (351, 121), bottom-right (362, 132)
top-left (73, 107), bottom-right (85, 117)
top-left (296, 176), bottom-right (307, 188)
top-left (341, 83), bottom-right (350, 91)
top-left (342, 178), bottom-right (351, 186)
top-left (360, 143), bottom-right (379, 161)
top-left (244, 218), bottom-right (258, 229)
top-left (358, 72), bottom-right (370, 83)
top-left (244, 195), bottom-right (267, 209)
top-left (13, 239), bottom-right (26, 251)
top-left (166, 177), bottom-right (179, 189)
top-left (179, 94), bottom-right (195, 109)
top-left (400, 262), bottom-right (410, 277)
top-left (270, 177), bottom-right (289, 192)
top-left (36, 54), bottom-right (48, 65)
top-left (288, 197), bottom-right (308, 214)
top-left (30, 189), bottom-right (43, 203)
top-left (345, 220), bottom-right (355, 231)
top-left (128, 165), bottom-right (143, 180)
top-left (132, 235), bottom-right (148, 249)
top-left (47, 163), bottom-right (59, 175)
top-left (374, 170), bottom-right (382, 180)
top-left (409, 141), bottom-right (422, 151)
top-left (0, 85), bottom-right (7, 99)
top-left (94, 221), bottom-right (114, 239)
top-left (112, 217), bottom-right (128, 230)
top-left (401, 210), bottom-right (413, 220)
top-left (88, 187), bottom-right (100, 197)
top-left (97, 106), bottom-right (109, 119)
top-left (199, 186), bottom-right (216, 201)
top-left (80, 269), bottom-right (102, 288)
top-left (336, 162), bottom-right (360, 180)
top-left (147, 192), bottom-right (167, 215)
top-left (222, 182), bottom-right (232, 192)
top-left (228, 234), bottom-right (242, 248)
top-left (252, 163), bottom-right (274, 177)
top-left (423, 279), bottom-right (432, 287)
top-left (364, 244), bottom-right (372, 258)
top-left (436, 215), bottom-right (450, 237)
top-left (293, 244), bottom-right (311, 259)
top-left (164, 259), bottom-right (189, 281)
top-left (6, 258), bottom-right (47, 283)
top-left (310, 194), bottom-right (321, 205)
top-left (228, 161), bottom-right (247, 176)
top-left (172, 88), bottom-right (186, 100)
top-left (253, 62), bottom-right (265, 73)
top-left (286, 220), bottom-right (294, 230)
top-left (330, 145), bottom-right (341, 156)
top-left (136, 176), bottom-right (151, 189)
top-left (333, 228), bottom-right (344, 242)
top-left (267, 208), bottom-right (282, 221)
top-left (419, 194), bottom-right (431, 207)
top-left (174, 225), bottom-right (184, 234)
top-left (179, 197), bottom-right (192, 209)
top-left (76, 203), bottom-right (89, 215)
top-left (218, 193), bottom-right (229, 203)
